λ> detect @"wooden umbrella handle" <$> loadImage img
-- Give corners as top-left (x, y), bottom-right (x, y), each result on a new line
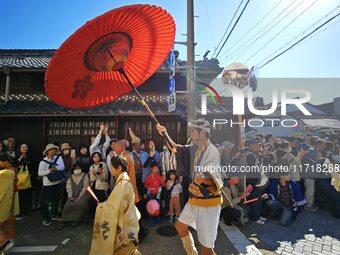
top-left (119, 68), bottom-right (176, 153)
top-left (140, 99), bottom-right (176, 153)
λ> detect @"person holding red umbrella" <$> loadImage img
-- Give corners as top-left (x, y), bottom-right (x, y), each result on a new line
top-left (157, 119), bottom-right (223, 255)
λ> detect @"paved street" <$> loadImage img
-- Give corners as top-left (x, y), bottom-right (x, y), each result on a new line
top-left (243, 209), bottom-right (340, 255)
top-left (8, 208), bottom-right (340, 254)
top-left (10, 213), bottom-right (238, 255)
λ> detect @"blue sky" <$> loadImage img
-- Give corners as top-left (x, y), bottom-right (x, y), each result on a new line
top-left (1, 0), bottom-right (340, 103)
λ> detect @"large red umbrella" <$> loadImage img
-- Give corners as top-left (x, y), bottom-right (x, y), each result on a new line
top-left (45, 4), bottom-right (176, 150)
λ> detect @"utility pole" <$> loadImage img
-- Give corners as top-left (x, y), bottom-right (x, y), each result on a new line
top-left (187, 0), bottom-right (196, 132)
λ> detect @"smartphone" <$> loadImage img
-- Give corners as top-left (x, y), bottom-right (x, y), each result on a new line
top-left (71, 149), bottom-right (76, 157)
top-left (246, 184), bottom-right (253, 193)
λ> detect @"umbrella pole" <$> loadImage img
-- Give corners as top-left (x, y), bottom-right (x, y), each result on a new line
top-left (237, 114), bottom-right (247, 201)
top-left (119, 68), bottom-right (176, 153)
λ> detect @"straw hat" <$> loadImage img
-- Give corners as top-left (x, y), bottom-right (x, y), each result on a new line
top-left (60, 143), bottom-right (71, 151)
top-left (43, 144), bottom-right (59, 155)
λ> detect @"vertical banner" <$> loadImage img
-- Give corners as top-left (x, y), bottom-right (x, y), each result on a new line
top-left (168, 50), bottom-right (176, 112)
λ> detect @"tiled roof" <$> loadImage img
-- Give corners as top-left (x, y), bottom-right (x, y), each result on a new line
top-left (315, 102), bottom-right (335, 116)
top-left (0, 49), bottom-right (55, 69)
top-left (0, 93), bottom-right (231, 116)
top-left (0, 49), bottom-right (222, 74)
top-left (0, 94), bottom-right (183, 116)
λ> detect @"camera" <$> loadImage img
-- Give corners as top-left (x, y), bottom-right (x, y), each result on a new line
top-left (97, 163), bottom-right (103, 175)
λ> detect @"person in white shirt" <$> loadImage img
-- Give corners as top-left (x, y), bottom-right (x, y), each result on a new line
top-left (88, 152), bottom-right (109, 219)
top-left (89, 123), bottom-right (111, 160)
top-left (38, 144), bottom-right (65, 226)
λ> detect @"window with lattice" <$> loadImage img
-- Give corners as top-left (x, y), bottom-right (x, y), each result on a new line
top-left (47, 120), bottom-right (116, 136)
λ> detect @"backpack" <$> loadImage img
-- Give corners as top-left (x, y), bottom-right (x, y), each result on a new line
top-left (43, 155), bottom-right (65, 182)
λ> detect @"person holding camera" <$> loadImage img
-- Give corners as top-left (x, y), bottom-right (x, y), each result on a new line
top-left (89, 152), bottom-right (109, 219)
top-left (90, 123), bottom-right (111, 161)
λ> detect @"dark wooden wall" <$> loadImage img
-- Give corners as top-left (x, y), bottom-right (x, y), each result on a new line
top-left (0, 117), bottom-right (43, 169)
top-left (0, 115), bottom-right (187, 164)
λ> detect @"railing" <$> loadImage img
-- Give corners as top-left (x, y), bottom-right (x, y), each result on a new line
top-left (0, 73), bottom-right (33, 93)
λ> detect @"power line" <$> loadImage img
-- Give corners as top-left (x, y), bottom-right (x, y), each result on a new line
top-left (202, 0), bottom-right (217, 53)
top-left (219, 0), bottom-right (297, 64)
top-left (215, 0), bottom-right (251, 58)
top-left (244, 0), bottom-right (319, 64)
top-left (256, 5), bottom-right (340, 67)
top-left (218, 0), bottom-right (284, 60)
top-left (212, 0), bottom-right (245, 58)
top-left (226, 0), bottom-right (307, 64)
top-left (258, 11), bottom-right (340, 69)
top-left (219, 0), bottom-right (299, 66)
top-left (305, 18), bottom-right (340, 42)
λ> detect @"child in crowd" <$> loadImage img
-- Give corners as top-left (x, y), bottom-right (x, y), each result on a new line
top-left (144, 161), bottom-right (165, 226)
top-left (166, 170), bottom-right (182, 222)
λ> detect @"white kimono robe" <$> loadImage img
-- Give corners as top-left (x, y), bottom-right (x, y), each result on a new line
top-left (89, 171), bottom-right (140, 255)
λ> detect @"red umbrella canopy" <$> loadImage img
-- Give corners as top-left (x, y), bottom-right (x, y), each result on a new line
top-left (45, 4), bottom-right (176, 109)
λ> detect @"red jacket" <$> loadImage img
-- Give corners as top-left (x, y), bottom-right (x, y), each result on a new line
top-left (144, 173), bottom-right (166, 195)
